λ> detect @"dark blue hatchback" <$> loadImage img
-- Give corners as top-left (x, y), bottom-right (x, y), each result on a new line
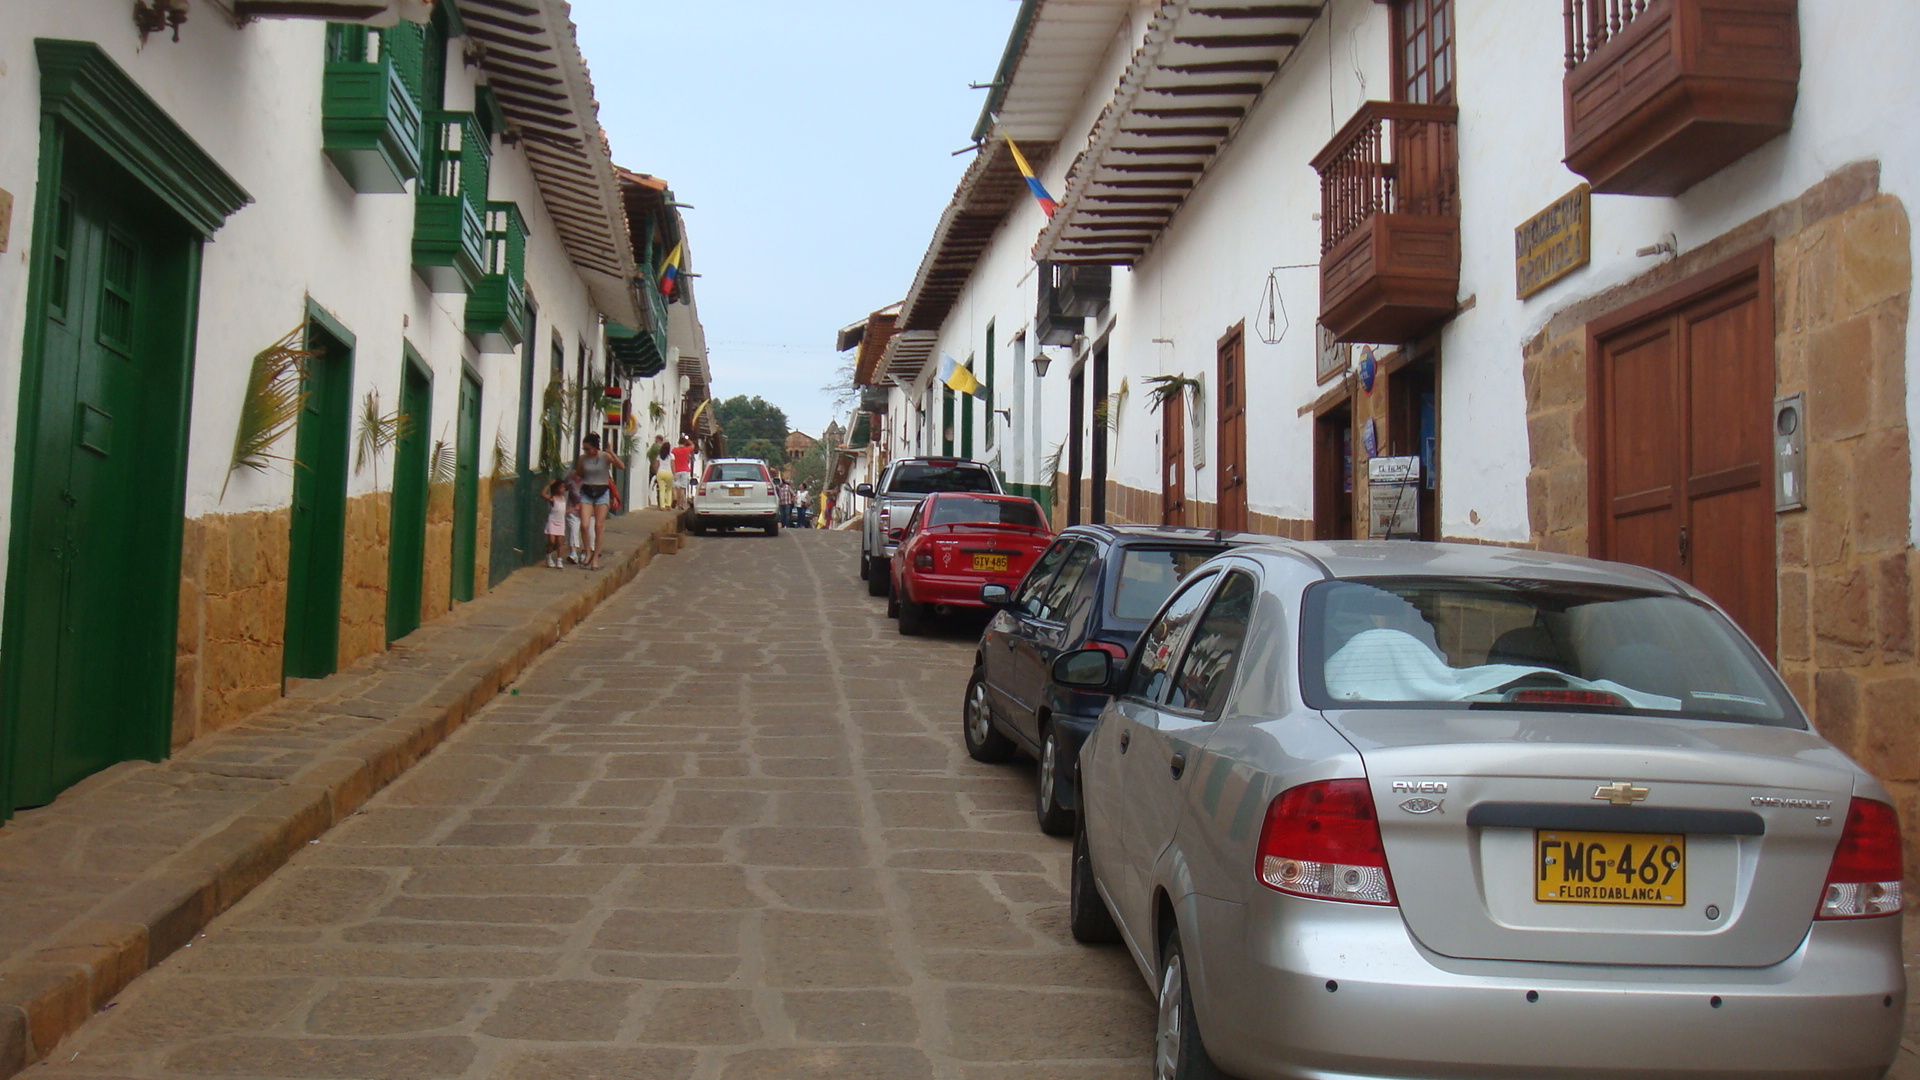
top-left (964, 524), bottom-right (1256, 834)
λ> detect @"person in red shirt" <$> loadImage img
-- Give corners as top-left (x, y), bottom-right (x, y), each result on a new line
top-left (669, 435), bottom-right (696, 510)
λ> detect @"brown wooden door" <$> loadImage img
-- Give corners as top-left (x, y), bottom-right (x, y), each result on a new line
top-left (1162, 394), bottom-right (1186, 525)
top-left (1216, 325), bottom-right (1248, 531)
top-left (1595, 268), bottom-right (1775, 655)
top-left (1314, 403), bottom-right (1356, 540)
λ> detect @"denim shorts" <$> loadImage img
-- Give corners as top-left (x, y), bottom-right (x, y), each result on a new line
top-left (580, 484), bottom-right (611, 506)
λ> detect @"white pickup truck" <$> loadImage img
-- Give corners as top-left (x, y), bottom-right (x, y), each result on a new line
top-left (855, 457), bottom-right (1002, 596)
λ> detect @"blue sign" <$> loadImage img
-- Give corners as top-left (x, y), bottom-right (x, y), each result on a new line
top-left (1359, 347), bottom-right (1377, 392)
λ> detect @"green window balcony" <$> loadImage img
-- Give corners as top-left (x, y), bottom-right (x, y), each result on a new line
top-left (467, 202), bottom-right (527, 352)
top-left (322, 24), bottom-right (423, 194)
top-left (412, 111), bottom-right (489, 293)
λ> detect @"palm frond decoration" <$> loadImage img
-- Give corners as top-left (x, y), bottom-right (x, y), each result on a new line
top-left (429, 433), bottom-right (457, 486)
top-left (648, 400), bottom-right (665, 422)
top-left (1041, 439), bottom-right (1067, 485)
top-left (1143, 374), bottom-right (1203, 414)
top-left (353, 388), bottom-right (407, 482)
top-left (492, 429), bottom-right (514, 481)
top-left (1091, 399), bottom-right (1121, 434)
top-left (222, 324), bottom-right (315, 499)
top-left (538, 376), bottom-right (577, 475)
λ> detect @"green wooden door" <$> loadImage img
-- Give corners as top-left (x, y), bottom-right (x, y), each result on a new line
top-left (451, 370), bottom-right (480, 603)
top-left (386, 356), bottom-right (431, 642)
top-left (6, 138), bottom-right (196, 808)
top-left (283, 317), bottom-right (353, 678)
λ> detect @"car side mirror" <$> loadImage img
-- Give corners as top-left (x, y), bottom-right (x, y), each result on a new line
top-left (980, 583), bottom-right (1013, 608)
top-left (855, 483), bottom-right (875, 498)
top-left (887, 528), bottom-right (905, 541)
top-left (1053, 648), bottom-right (1121, 693)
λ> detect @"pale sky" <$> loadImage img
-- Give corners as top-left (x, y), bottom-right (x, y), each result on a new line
top-left (571, 1), bottom-right (1023, 438)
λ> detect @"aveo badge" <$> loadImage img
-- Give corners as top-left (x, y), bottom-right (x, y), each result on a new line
top-left (1392, 780), bottom-right (1447, 815)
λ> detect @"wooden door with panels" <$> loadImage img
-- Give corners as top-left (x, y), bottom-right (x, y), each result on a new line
top-left (1161, 390), bottom-right (1186, 525)
top-left (1591, 248), bottom-right (1775, 656)
top-left (1216, 324), bottom-right (1248, 532)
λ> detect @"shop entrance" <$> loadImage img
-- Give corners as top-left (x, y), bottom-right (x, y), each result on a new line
top-left (1313, 401), bottom-right (1356, 540)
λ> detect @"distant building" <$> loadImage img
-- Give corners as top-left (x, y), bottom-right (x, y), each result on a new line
top-left (785, 430), bottom-right (818, 460)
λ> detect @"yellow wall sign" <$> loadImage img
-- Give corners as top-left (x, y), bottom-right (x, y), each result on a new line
top-left (1515, 184), bottom-right (1591, 300)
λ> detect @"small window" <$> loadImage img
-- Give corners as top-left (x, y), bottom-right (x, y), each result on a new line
top-left (1014, 540), bottom-right (1074, 616)
top-left (1032, 542), bottom-right (1097, 624)
top-left (1394, 0), bottom-right (1454, 105)
top-left (1126, 571), bottom-right (1219, 702)
top-left (1110, 547), bottom-right (1225, 621)
top-left (928, 496), bottom-right (1046, 529)
top-left (704, 462), bottom-right (768, 483)
top-left (1166, 572), bottom-right (1257, 716)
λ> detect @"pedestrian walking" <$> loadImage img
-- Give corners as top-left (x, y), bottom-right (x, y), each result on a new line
top-left (777, 477), bottom-right (796, 526)
top-left (541, 478), bottom-right (569, 567)
top-left (669, 435), bottom-right (695, 510)
top-left (574, 433), bottom-right (625, 571)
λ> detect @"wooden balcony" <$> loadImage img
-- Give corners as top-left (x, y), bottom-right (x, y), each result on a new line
top-left (1563, 0), bottom-right (1798, 197)
top-left (1311, 101), bottom-right (1460, 345)
top-left (412, 112), bottom-right (489, 294)
top-left (320, 24), bottom-right (422, 193)
top-left (466, 203), bottom-right (526, 352)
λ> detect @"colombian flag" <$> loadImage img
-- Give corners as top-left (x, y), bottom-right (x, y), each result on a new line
top-left (1004, 133), bottom-right (1056, 218)
top-left (659, 242), bottom-right (684, 298)
top-left (939, 353), bottom-right (984, 398)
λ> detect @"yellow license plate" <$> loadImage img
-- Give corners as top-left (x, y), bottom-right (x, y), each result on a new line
top-left (1535, 830), bottom-right (1685, 905)
top-left (971, 553), bottom-right (1009, 572)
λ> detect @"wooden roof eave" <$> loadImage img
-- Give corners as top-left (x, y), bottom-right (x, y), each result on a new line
top-left (456, 0), bottom-right (642, 327)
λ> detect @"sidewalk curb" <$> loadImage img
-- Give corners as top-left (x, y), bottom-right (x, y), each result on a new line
top-left (0, 515), bottom-right (679, 1078)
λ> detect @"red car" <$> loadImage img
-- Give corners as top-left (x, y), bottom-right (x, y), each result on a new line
top-left (888, 492), bottom-right (1053, 635)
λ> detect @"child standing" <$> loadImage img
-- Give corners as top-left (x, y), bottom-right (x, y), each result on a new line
top-left (564, 471), bottom-right (585, 564)
top-left (542, 478), bottom-right (568, 567)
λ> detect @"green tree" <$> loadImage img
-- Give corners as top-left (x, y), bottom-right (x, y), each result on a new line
top-left (790, 438), bottom-right (832, 490)
top-left (712, 395), bottom-right (790, 448)
top-left (739, 438), bottom-right (784, 465)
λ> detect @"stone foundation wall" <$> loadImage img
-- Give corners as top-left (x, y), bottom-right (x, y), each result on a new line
top-left (340, 490), bottom-right (391, 668)
top-left (174, 508), bottom-right (291, 747)
top-left (422, 481), bottom-right (454, 624)
top-left (1520, 163), bottom-right (1920, 859)
top-left (1046, 476), bottom-right (1311, 538)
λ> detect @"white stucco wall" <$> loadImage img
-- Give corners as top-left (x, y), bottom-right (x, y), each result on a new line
top-left (0, 1), bottom-right (618, 589)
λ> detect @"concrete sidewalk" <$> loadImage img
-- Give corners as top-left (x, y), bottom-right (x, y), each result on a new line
top-left (0, 509), bottom-right (679, 1078)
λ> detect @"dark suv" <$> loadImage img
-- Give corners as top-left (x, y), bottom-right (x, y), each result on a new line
top-left (964, 525), bottom-right (1254, 833)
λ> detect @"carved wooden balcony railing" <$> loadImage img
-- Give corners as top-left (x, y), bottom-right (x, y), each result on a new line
top-left (1311, 100), bottom-right (1460, 345)
top-left (1564, 0), bottom-right (1798, 196)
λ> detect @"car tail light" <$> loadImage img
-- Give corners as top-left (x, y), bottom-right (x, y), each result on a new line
top-left (1256, 779), bottom-right (1395, 905)
top-left (879, 506), bottom-right (892, 527)
top-left (1817, 797), bottom-right (1904, 919)
top-left (913, 552), bottom-right (933, 569)
top-left (697, 485), bottom-right (708, 498)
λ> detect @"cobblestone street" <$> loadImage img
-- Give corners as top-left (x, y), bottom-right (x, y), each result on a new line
top-left (28, 530), bottom-right (1152, 1079)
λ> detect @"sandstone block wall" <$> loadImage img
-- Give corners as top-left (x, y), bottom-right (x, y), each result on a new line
top-left (423, 481), bottom-right (454, 624)
top-left (340, 490), bottom-right (391, 668)
top-left (174, 508), bottom-right (292, 746)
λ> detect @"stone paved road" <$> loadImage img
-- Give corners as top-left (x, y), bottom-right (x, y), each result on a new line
top-left (32, 530), bottom-right (1153, 1080)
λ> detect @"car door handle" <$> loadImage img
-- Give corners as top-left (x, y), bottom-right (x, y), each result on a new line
top-left (1119, 731), bottom-right (1131, 753)
top-left (1169, 752), bottom-right (1186, 780)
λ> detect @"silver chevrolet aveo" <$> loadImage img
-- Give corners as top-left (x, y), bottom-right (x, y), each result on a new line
top-left (1055, 541), bottom-right (1905, 1080)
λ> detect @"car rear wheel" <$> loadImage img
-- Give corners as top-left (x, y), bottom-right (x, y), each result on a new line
top-left (865, 556), bottom-right (889, 596)
top-left (962, 671), bottom-right (1016, 763)
top-left (1035, 725), bottom-right (1074, 836)
top-left (897, 596), bottom-right (927, 636)
top-left (765, 521), bottom-right (780, 537)
top-left (1069, 818), bottom-right (1121, 944)
top-left (1156, 932), bottom-right (1234, 1080)
top-left (885, 589), bottom-right (900, 619)
top-left (857, 550), bottom-right (869, 581)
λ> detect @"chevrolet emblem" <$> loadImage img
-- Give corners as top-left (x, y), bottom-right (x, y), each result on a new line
top-left (1593, 781), bottom-right (1650, 806)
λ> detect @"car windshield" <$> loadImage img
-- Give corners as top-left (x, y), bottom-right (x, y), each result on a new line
top-left (927, 497), bottom-right (1045, 528)
top-left (887, 462), bottom-right (997, 494)
top-left (705, 463), bottom-right (766, 482)
top-left (1110, 548), bottom-right (1223, 620)
top-left (1299, 577), bottom-right (1798, 726)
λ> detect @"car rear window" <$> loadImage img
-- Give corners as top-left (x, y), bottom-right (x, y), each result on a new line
top-left (927, 496), bottom-right (1046, 528)
top-left (1299, 577), bottom-right (1799, 726)
top-left (886, 462), bottom-right (997, 494)
top-left (1110, 547), bottom-right (1224, 620)
top-left (704, 462), bottom-right (768, 483)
